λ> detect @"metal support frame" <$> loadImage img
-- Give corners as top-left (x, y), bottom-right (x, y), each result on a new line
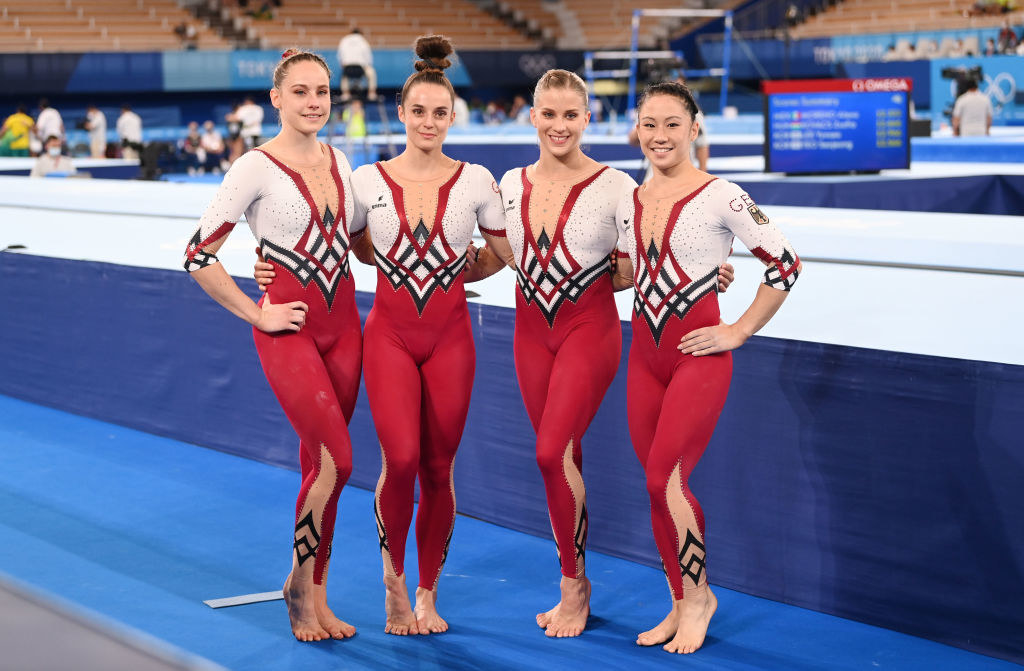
top-left (608, 8), bottom-right (734, 114)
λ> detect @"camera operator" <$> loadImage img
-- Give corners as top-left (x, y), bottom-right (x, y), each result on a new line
top-left (952, 78), bottom-right (992, 136)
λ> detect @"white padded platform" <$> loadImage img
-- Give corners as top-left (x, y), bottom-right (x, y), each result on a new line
top-left (2, 176), bottom-right (1021, 366)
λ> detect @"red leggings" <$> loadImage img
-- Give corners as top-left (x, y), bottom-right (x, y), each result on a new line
top-left (253, 267), bottom-right (361, 586)
top-left (514, 277), bottom-right (622, 578)
top-left (362, 277), bottom-right (475, 591)
top-left (626, 295), bottom-right (731, 600)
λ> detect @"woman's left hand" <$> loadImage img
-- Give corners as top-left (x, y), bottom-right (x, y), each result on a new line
top-left (678, 322), bottom-right (748, 356)
top-left (464, 242), bottom-right (479, 272)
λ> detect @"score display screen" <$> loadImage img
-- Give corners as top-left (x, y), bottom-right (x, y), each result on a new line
top-left (762, 78), bottom-right (912, 174)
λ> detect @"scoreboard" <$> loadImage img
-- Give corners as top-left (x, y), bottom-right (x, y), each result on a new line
top-left (762, 78), bottom-right (912, 174)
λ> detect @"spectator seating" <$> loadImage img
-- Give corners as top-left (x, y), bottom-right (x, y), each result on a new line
top-left (791, 0), bottom-right (1023, 38)
top-left (236, 0), bottom-right (537, 50)
top-left (0, 0), bottom-right (229, 52)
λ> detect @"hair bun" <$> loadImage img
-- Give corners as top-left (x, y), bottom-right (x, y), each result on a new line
top-left (281, 48), bottom-right (301, 60)
top-left (413, 35), bottom-right (453, 72)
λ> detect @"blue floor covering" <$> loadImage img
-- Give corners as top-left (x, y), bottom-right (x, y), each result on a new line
top-left (0, 394), bottom-right (1018, 671)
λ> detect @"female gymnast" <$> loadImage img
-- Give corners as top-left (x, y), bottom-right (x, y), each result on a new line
top-left (256, 35), bottom-right (514, 636)
top-left (184, 50), bottom-right (363, 642)
top-left (468, 71), bottom-right (734, 638)
top-left (611, 81), bottom-right (801, 654)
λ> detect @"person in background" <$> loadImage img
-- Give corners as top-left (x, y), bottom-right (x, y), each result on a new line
top-left (34, 99), bottom-right (64, 156)
top-left (237, 96), bottom-right (265, 150)
top-left (30, 135), bottom-right (76, 177)
top-left (483, 100), bottom-right (506, 125)
top-left (452, 93), bottom-right (470, 128)
top-left (224, 103), bottom-right (245, 165)
top-left (84, 104), bottom-right (108, 158)
top-left (199, 120), bottom-right (227, 173)
top-left (341, 99), bottom-right (367, 140)
top-left (953, 78), bottom-right (993, 136)
top-left (180, 121), bottom-right (204, 175)
top-left (997, 20), bottom-right (1020, 52)
top-left (338, 27), bottom-right (378, 101)
top-left (508, 95), bottom-right (530, 124)
top-left (173, 21), bottom-right (198, 50)
top-left (117, 104), bottom-right (143, 160)
top-left (0, 105), bottom-right (35, 157)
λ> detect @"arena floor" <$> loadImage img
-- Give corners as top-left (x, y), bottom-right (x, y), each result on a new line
top-left (1, 156), bottom-right (1021, 669)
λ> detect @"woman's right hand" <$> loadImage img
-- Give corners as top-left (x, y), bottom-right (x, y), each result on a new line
top-left (255, 293), bottom-right (308, 333)
top-left (254, 247), bottom-right (275, 292)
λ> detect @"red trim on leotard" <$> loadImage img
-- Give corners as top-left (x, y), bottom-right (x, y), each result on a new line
top-left (519, 166), bottom-right (608, 267)
top-left (632, 179), bottom-right (717, 318)
top-left (479, 225), bottom-right (506, 237)
top-left (751, 246), bottom-right (801, 279)
top-left (186, 220), bottom-right (235, 261)
top-left (256, 146), bottom-right (349, 281)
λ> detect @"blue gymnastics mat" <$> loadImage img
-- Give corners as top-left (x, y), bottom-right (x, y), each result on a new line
top-left (0, 395), bottom-right (1017, 671)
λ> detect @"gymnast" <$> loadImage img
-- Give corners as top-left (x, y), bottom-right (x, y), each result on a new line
top-left (611, 80), bottom-right (801, 654)
top-left (468, 70), bottom-right (734, 638)
top-left (184, 50), bottom-right (363, 642)
top-left (256, 35), bottom-right (515, 636)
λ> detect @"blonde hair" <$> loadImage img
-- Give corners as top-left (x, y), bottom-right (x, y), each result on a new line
top-left (398, 35), bottom-right (456, 106)
top-left (532, 69), bottom-right (589, 108)
top-left (273, 48), bottom-right (332, 89)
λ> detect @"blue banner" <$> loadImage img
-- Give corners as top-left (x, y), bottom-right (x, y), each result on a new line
top-left (227, 49), bottom-right (471, 90)
top-left (698, 37), bottom-right (834, 80)
top-left (930, 55), bottom-right (1024, 125)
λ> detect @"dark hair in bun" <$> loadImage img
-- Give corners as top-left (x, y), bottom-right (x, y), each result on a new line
top-left (399, 35), bottom-right (456, 106)
top-left (636, 81), bottom-right (700, 121)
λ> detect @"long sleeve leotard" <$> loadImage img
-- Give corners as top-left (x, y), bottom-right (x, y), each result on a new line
top-left (616, 178), bottom-right (799, 600)
top-left (352, 160), bottom-right (505, 590)
top-left (184, 145), bottom-right (363, 585)
top-left (499, 165), bottom-right (637, 578)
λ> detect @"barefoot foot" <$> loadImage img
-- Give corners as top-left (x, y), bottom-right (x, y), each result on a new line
top-left (637, 608), bottom-right (678, 646)
top-left (637, 586), bottom-right (717, 654)
top-left (383, 573), bottom-right (419, 635)
top-left (283, 573), bottom-right (331, 642)
top-left (313, 584), bottom-right (356, 639)
top-left (414, 586), bottom-right (449, 634)
top-left (538, 575), bottom-right (591, 638)
top-left (663, 586), bottom-right (717, 654)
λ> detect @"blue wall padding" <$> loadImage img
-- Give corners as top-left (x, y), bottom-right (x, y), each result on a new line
top-left (0, 252), bottom-right (1022, 665)
top-left (735, 173), bottom-right (1024, 215)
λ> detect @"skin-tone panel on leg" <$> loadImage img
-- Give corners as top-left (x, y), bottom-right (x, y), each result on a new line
top-left (635, 355), bottom-right (730, 654)
top-left (536, 440), bottom-right (591, 638)
top-left (413, 331), bottom-right (474, 634)
top-left (285, 444), bottom-right (337, 642)
top-left (375, 449), bottom-right (420, 636)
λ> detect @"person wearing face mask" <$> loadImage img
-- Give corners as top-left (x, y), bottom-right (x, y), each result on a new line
top-left (199, 120), bottom-right (227, 173)
top-left (612, 81), bottom-right (801, 655)
top-left (464, 70), bottom-right (734, 639)
top-left (256, 34), bottom-right (515, 637)
top-left (30, 135), bottom-right (77, 177)
top-left (183, 49), bottom-right (363, 644)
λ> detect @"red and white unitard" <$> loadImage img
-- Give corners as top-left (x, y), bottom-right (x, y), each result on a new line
top-left (499, 165), bottom-right (637, 578)
top-left (616, 178), bottom-right (799, 599)
top-left (351, 160), bottom-right (504, 590)
top-left (184, 145), bottom-right (363, 585)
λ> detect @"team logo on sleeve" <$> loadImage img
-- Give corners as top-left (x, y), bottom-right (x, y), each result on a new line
top-left (747, 204), bottom-right (769, 225)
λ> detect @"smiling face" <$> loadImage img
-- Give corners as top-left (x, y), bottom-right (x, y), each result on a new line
top-left (636, 94), bottom-right (700, 173)
top-left (397, 82), bottom-right (454, 152)
top-left (270, 60), bottom-right (331, 136)
top-left (530, 86), bottom-right (590, 159)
